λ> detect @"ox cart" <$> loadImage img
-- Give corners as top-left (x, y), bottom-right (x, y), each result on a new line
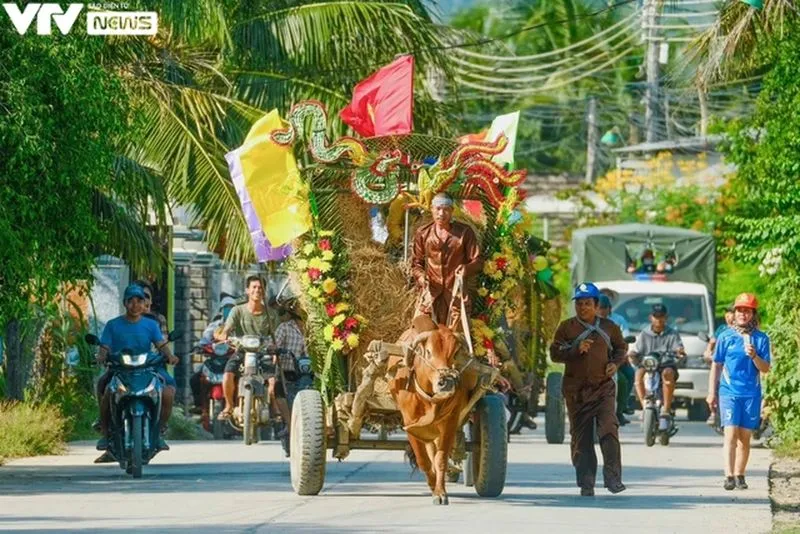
top-left (259, 101), bottom-right (564, 500)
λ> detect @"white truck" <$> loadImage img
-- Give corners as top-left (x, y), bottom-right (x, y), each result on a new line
top-left (570, 224), bottom-right (717, 421)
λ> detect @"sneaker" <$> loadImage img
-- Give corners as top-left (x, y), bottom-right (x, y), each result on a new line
top-left (96, 437), bottom-right (109, 451)
top-left (607, 481), bottom-right (626, 494)
top-left (522, 414), bottom-right (538, 430)
top-left (157, 436), bottom-right (170, 451)
top-left (617, 413), bottom-right (630, 426)
top-left (93, 450), bottom-right (115, 464)
top-left (658, 414), bottom-right (671, 431)
top-left (736, 476), bottom-right (748, 490)
top-left (724, 476), bottom-right (736, 490)
top-left (580, 486), bottom-right (595, 497)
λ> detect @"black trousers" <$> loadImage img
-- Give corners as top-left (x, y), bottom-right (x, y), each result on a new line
top-left (564, 379), bottom-right (623, 489)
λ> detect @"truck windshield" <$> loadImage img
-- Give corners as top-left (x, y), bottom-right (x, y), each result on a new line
top-left (614, 294), bottom-right (710, 336)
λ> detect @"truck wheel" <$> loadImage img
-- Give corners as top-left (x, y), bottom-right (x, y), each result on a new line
top-left (545, 372), bottom-right (566, 444)
top-left (290, 390), bottom-right (326, 496)
top-left (688, 400), bottom-right (710, 422)
top-left (471, 394), bottom-right (508, 498)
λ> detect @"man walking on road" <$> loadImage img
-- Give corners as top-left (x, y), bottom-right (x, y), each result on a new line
top-left (550, 282), bottom-right (628, 496)
top-left (707, 293), bottom-right (771, 490)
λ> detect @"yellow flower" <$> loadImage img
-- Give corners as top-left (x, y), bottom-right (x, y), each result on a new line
top-left (332, 314), bottom-right (345, 326)
top-left (337, 303), bottom-right (351, 313)
top-left (346, 333), bottom-right (359, 348)
top-left (309, 257), bottom-right (323, 270)
top-left (323, 325), bottom-right (334, 342)
top-left (303, 243), bottom-right (315, 255)
top-left (491, 270), bottom-right (503, 280)
top-left (322, 250), bottom-right (334, 261)
top-left (332, 339), bottom-right (344, 351)
top-left (295, 259), bottom-right (308, 270)
top-left (484, 262), bottom-right (498, 276)
top-left (320, 230), bottom-right (334, 237)
top-left (322, 278), bottom-right (337, 294)
top-left (300, 273), bottom-right (311, 286)
top-left (308, 287), bottom-right (321, 299)
top-left (477, 287), bottom-right (489, 297)
top-left (354, 314), bottom-right (366, 324)
top-left (320, 261), bottom-right (332, 273)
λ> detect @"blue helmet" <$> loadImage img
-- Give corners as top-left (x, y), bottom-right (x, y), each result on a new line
top-left (123, 284), bottom-right (147, 303)
top-left (572, 282), bottom-right (601, 300)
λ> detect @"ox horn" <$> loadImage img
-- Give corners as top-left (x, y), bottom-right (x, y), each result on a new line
top-left (404, 331), bottom-right (433, 368)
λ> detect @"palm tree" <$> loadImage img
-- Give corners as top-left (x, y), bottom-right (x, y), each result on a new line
top-left (105, 0), bottom-right (456, 268)
top-left (687, 0), bottom-right (797, 84)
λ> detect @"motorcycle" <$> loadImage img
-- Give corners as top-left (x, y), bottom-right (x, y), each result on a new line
top-left (641, 350), bottom-right (680, 447)
top-left (197, 341), bottom-right (234, 439)
top-left (227, 335), bottom-right (286, 446)
top-left (86, 332), bottom-right (176, 478)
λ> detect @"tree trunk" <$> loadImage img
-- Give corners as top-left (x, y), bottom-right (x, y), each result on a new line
top-left (4, 319), bottom-right (25, 400)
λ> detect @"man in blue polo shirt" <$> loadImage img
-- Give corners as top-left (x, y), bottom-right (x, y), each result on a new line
top-left (707, 293), bottom-right (771, 491)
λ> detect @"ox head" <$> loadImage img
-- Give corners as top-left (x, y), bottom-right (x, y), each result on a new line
top-left (406, 324), bottom-right (462, 401)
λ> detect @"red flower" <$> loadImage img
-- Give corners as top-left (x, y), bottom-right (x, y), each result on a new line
top-left (308, 268), bottom-right (322, 281)
top-left (482, 338), bottom-right (495, 350)
top-left (344, 317), bottom-right (358, 330)
top-left (319, 239), bottom-right (332, 251)
top-left (333, 327), bottom-right (341, 338)
top-left (325, 303), bottom-right (337, 318)
top-left (495, 257), bottom-right (508, 271)
top-left (486, 297), bottom-right (497, 307)
top-left (478, 314), bottom-right (489, 323)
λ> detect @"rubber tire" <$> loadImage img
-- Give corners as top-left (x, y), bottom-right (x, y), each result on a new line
top-left (659, 429), bottom-right (670, 446)
top-left (472, 394), bottom-right (508, 498)
top-left (243, 388), bottom-right (254, 446)
top-left (688, 400), bottom-right (710, 422)
top-left (290, 390), bottom-right (326, 496)
top-left (211, 399), bottom-right (224, 440)
top-left (644, 408), bottom-right (657, 447)
top-left (545, 372), bottom-right (566, 444)
top-left (131, 415), bottom-right (143, 479)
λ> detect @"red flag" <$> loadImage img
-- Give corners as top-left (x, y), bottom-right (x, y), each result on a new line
top-left (340, 55), bottom-right (414, 137)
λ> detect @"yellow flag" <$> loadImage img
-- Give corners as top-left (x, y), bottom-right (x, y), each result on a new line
top-left (237, 110), bottom-right (311, 247)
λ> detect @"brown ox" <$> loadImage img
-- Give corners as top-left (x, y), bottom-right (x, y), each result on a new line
top-left (389, 316), bottom-right (477, 505)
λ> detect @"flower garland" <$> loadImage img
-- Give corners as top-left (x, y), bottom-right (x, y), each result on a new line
top-left (291, 229), bottom-right (366, 402)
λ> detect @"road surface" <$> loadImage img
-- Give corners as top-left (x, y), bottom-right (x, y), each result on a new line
top-left (0, 415), bottom-right (771, 534)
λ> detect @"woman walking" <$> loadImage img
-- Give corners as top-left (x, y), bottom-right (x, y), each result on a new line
top-left (707, 293), bottom-right (771, 490)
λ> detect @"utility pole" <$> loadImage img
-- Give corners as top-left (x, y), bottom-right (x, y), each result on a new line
top-left (644, 0), bottom-right (660, 143)
top-left (585, 96), bottom-right (598, 184)
top-left (698, 86), bottom-right (709, 137)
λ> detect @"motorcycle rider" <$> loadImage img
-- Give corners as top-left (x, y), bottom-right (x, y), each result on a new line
top-left (628, 304), bottom-right (686, 429)
top-left (95, 284), bottom-right (179, 453)
top-left (216, 276), bottom-right (287, 428)
top-left (707, 293), bottom-right (771, 490)
top-left (597, 295), bottom-right (634, 426)
top-left (189, 296), bottom-right (238, 414)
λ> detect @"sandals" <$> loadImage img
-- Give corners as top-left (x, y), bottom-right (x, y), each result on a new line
top-left (217, 409), bottom-right (233, 421)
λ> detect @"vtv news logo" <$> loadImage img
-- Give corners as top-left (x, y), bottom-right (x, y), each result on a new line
top-left (3, 3), bottom-right (158, 36)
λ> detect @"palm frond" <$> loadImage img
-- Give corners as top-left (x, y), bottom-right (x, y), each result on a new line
top-left (686, 0), bottom-right (797, 84)
top-left (92, 191), bottom-right (166, 273)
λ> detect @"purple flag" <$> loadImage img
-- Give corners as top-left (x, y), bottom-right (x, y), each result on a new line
top-left (225, 148), bottom-right (292, 262)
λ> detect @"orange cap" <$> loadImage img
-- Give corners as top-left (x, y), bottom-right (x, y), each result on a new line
top-left (734, 293), bottom-right (758, 310)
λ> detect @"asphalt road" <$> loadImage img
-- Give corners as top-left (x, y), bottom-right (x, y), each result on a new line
top-left (0, 414), bottom-right (771, 534)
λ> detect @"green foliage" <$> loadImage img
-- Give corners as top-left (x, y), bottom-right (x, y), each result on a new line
top-left (165, 407), bottom-right (212, 441)
top-left (716, 258), bottom-right (775, 323)
top-left (0, 32), bottom-right (128, 326)
top-left (0, 402), bottom-right (67, 463)
top-left (720, 27), bottom-right (800, 447)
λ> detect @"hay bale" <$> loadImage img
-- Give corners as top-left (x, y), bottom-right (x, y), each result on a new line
top-left (347, 242), bottom-right (417, 381)
top-left (336, 193), bottom-right (373, 244)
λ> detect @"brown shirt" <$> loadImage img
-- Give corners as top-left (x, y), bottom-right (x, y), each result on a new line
top-left (411, 221), bottom-right (482, 300)
top-left (550, 317), bottom-right (627, 391)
